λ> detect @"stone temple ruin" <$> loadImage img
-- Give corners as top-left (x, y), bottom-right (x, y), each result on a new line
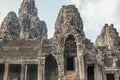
top-left (0, 0), bottom-right (120, 80)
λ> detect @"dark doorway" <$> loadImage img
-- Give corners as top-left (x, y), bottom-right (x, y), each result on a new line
top-left (87, 65), bottom-right (94, 80)
top-left (27, 64), bottom-right (38, 80)
top-left (64, 35), bottom-right (77, 73)
top-left (45, 54), bottom-right (58, 80)
top-left (0, 64), bottom-right (4, 80)
top-left (64, 35), bottom-right (77, 56)
top-left (106, 74), bottom-right (115, 80)
top-left (9, 64), bottom-right (21, 80)
top-left (67, 57), bottom-right (74, 71)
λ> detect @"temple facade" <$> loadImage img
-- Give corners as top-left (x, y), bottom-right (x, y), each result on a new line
top-left (0, 0), bottom-right (120, 80)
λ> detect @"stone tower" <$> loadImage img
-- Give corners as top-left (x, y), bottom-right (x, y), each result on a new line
top-left (53, 5), bottom-right (86, 80)
top-left (0, 11), bottom-right (20, 40)
top-left (96, 24), bottom-right (120, 50)
top-left (19, 0), bottom-right (47, 40)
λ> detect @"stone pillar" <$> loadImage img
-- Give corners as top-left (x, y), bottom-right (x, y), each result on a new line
top-left (42, 65), bottom-right (45, 80)
top-left (3, 63), bottom-right (9, 80)
top-left (75, 57), bottom-right (78, 73)
top-left (85, 64), bottom-right (87, 80)
top-left (39, 57), bottom-right (45, 80)
top-left (77, 43), bottom-right (86, 80)
top-left (38, 64), bottom-right (46, 80)
top-left (24, 64), bottom-right (27, 80)
top-left (37, 64), bottom-right (41, 80)
top-left (95, 65), bottom-right (103, 80)
top-left (78, 55), bottom-right (86, 80)
top-left (102, 66), bottom-right (106, 80)
top-left (115, 73), bottom-right (119, 80)
top-left (115, 76), bottom-right (119, 80)
top-left (20, 64), bottom-right (25, 80)
top-left (58, 65), bottom-right (64, 80)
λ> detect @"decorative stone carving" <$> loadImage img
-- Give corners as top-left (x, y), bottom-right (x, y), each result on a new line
top-left (96, 24), bottom-right (120, 50)
top-left (54, 5), bottom-right (84, 37)
top-left (19, 0), bottom-right (47, 40)
top-left (0, 12), bottom-right (20, 40)
top-left (112, 58), bottom-right (118, 68)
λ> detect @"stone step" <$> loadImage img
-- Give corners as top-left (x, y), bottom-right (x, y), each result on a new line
top-left (63, 71), bottom-right (79, 80)
top-left (64, 77), bottom-right (79, 80)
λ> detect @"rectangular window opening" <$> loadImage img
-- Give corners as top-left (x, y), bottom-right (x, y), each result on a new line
top-left (27, 64), bottom-right (38, 80)
top-left (106, 73), bottom-right (115, 80)
top-left (87, 65), bottom-right (94, 80)
top-left (66, 57), bottom-right (74, 71)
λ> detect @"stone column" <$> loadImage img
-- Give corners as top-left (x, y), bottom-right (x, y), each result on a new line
top-left (20, 64), bottom-right (25, 80)
top-left (40, 57), bottom-right (46, 80)
top-left (24, 64), bottom-right (27, 80)
top-left (115, 73), bottom-right (119, 80)
top-left (58, 64), bottom-right (64, 80)
top-left (77, 43), bottom-right (86, 80)
top-left (95, 65), bottom-right (103, 80)
top-left (75, 57), bottom-right (79, 74)
top-left (78, 55), bottom-right (86, 80)
top-left (37, 64), bottom-right (41, 80)
top-left (102, 66), bottom-right (106, 80)
top-left (3, 63), bottom-right (9, 80)
top-left (42, 65), bottom-right (45, 80)
top-left (115, 76), bottom-right (119, 80)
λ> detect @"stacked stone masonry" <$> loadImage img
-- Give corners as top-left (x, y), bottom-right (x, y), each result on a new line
top-left (0, 0), bottom-right (120, 80)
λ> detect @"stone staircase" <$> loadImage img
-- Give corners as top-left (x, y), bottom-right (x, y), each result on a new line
top-left (63, 71), bottom-right (79, 80)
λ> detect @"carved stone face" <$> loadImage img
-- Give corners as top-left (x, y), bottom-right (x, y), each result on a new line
top-left (63, 9), bottom-right (76, 25)
top-left (54, 5), bottom-right (84, 36)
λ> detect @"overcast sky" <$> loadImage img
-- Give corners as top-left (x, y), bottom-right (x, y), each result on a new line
top-left (0, 0), bottom-right (120, 42)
